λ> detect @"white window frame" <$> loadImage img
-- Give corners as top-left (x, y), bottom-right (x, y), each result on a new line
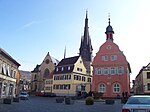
top-left (118, 67), bottom-right (124, 74)
top-left (102, 55), bottom-right (108, 61)
top-left (111, 55), bottom-right (117, 61)
top-left (99, 84), bottom-right (106, 93)
top-left (103, 68), bottom-right (109, 74)
top-left (96, 68), bottom-right (101, 75)
top-left (113, 83), bottom-right (120, 93)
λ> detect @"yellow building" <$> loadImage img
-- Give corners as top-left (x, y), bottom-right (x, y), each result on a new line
top-left (53, 56), bottom-right (92, 96)
top-left (0, 48), bottom-right (20, 98)
top-left (134, 63), bottom-right (150, 95)
top-left (44, 72), bottom-right (53, 93)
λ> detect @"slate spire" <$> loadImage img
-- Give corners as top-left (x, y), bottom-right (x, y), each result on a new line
top-left (105, 17), bottom-right (114, 41)
top-left (79, 11), bottom-right (93, 62)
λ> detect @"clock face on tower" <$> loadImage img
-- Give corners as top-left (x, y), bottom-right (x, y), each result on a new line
top-left (107, 45), bottom-right (111, 50)
top-left (45, 59), bottom-right (49, 64)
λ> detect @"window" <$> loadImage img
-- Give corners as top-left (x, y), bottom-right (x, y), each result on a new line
top-left (68, 75), bottom-right (71, 80)
top-left (60, 85), bottom-right (63, 89)
top-left (56, 68), bottom-right (59, 72)
top-left (96, 68), bottom-right (101, 75)
top-left (3, 64), bottom-right (6, 75)
top-left (104, 68), bottom-right (109, 74)
top-left (44, 68), bottom-right (50, 77)
top-left (77, 68), bottom-right (82, 72)
top-left (61, 67), bottom-right (64, 71)
top-left (82, 76), bottom-right (85, 81)
top-left (78, 76), bottom-right (81, 81)
top-left (147, 83), bottom-right (150, 90)
top-left (110, 67), bottom-right (116, 74)
top-left (87, 78), bottom-right (91, 82)
top-left (102, 55), bottom-right (108, 61)
top-left (118, 67), bottom-right (124, 74)
top-left (111, 55), bottom-right (117, 61)
top-left (68, 66), bottom-right (70, 70)
top-left (113, 83), bottom-right (120, 93)
top-left (80, 60), bottom-right (82, 64)
top-left (99, 84), bottom-right (105, 93)
top-left (147, 72), bottom-right (150, 79)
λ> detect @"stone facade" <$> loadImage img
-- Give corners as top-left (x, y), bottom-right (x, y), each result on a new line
top-left (133, 63), bottom-right (150, 95)
top-left (31, 52), bottom-right (59, 93)
top-left (0, 48), bottom-right (20, 98)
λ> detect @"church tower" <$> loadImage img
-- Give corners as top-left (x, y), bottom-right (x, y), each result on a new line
top-left (79, 11), bottom-right (93, 75)
top-left (79, 11), bottom-right (93, 62)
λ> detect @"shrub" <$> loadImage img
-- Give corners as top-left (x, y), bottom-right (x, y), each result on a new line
top-left (85, 97), bottom-right (94, 105)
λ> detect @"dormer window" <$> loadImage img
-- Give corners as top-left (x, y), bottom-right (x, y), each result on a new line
top-left (56, 68), bottom-right (59, 72)
top-left (68, 66), bottom-right (70, 70)
top-left (61, 67), bottom-right (64, 71)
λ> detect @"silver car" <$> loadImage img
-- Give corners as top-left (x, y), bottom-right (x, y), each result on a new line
top-left (19, 92), bottom-right (29, 100)
top-left (122, 95), bottom-right (150, 112)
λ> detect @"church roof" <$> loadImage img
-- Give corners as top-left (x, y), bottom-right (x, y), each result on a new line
top-left (31, 64), bottom-right (40, 73)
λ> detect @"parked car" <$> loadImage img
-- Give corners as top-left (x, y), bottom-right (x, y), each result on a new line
top-left (122, 95), bottom-right (150, 112)
top-left (35, 92), bottom-right (44, 96)
top-left (43, 92), bottom-right (56, 97)
top-left (19, 92), bottom-right (29, 100)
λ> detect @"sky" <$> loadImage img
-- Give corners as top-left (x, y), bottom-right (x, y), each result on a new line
top-left (1, 0), bottom-right (150, 82)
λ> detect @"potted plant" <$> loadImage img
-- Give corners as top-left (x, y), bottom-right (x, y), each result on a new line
top-left (65, 97), bottom-right (74, 105)
top-left (13, 97), bottom-right (20, 102)
top-left (3, 97), bottom-right (12, 104)
top-left (56, 97), bottom-right (64, 103)
top-left (85, 97), bottom-right (94, 105)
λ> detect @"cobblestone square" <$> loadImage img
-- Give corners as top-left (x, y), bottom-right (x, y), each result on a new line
top-left (0, 96), bottom-right (124, 112)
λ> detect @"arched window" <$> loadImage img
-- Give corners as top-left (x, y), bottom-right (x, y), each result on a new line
top-left (99, 84), bottom-right (105, 93)
top-left (44, 68), bottom-right (50, 77)
top-left (113, 83), bottom-right (120, 93)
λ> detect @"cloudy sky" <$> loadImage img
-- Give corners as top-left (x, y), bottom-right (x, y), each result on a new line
top-left (1, 0), bottom-right (150, 82)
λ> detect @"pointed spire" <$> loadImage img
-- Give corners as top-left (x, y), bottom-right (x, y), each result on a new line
top-left (108, 13), bottom-right (110, 25)
top-left (64, 46), bottom-right (66, 59)
top-left (86, 10), bottom-right (88, 19)
top-left (105, 14), bottom-right (114, 42)
top-left (79, 11), bottom-right (93, 62)
top-left (47, 52), bottom-right (50, 56)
